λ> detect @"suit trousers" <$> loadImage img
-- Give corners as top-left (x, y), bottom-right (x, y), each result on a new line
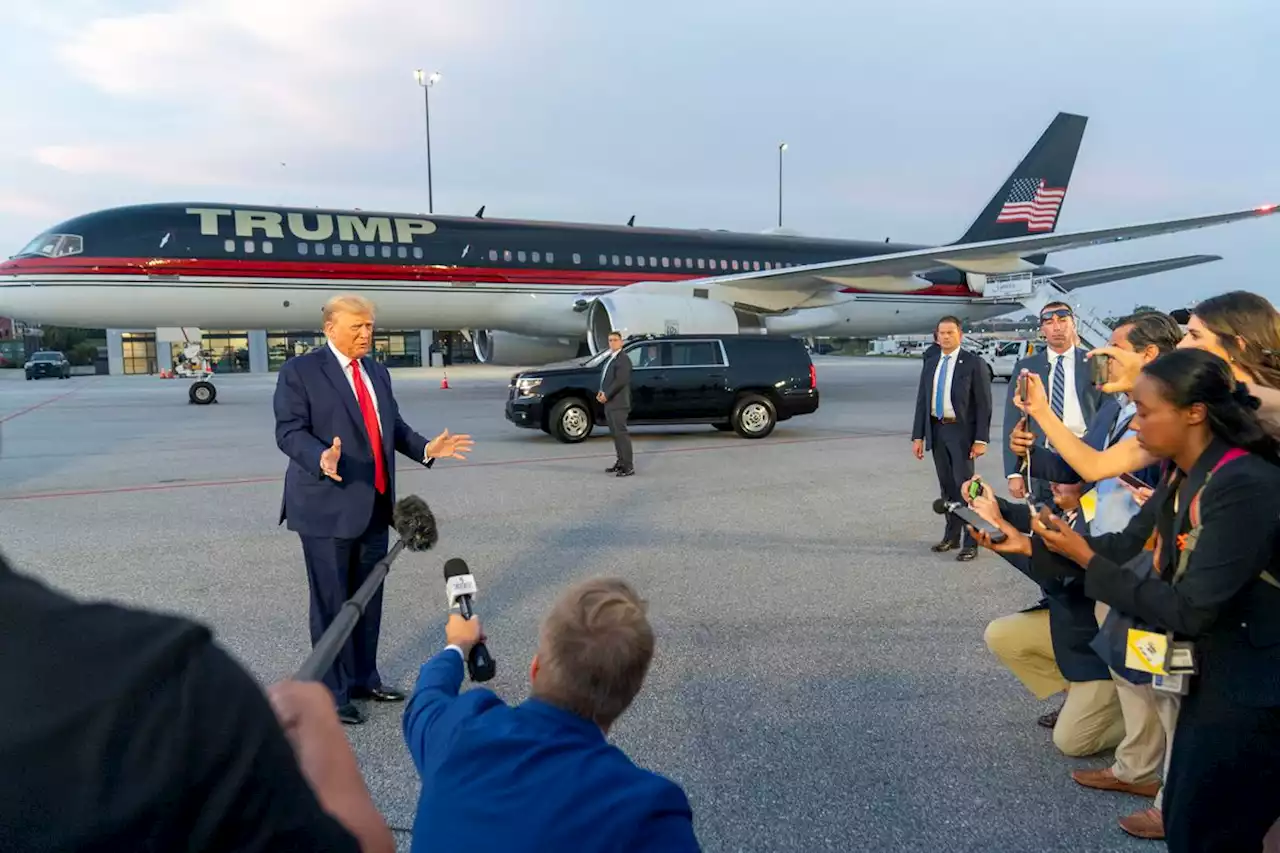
top-left (1094, 603), bottom-right (1169, 789)
top-left (605, 407), bottom-right (633, 469)
top-left (984, 609), bottom-right (1125, 757)
top-left (299, 490), bottom-right (391, 707)
top-left (930, 419), bottom-right (974, 545)
top-left (1162, 684), bottom-right (1280, 853)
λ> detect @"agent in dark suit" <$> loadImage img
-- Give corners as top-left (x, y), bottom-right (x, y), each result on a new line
top-left (1003, 302), bottom-right (1107, 505)
top-left (274, 294), bottom-right (474, 725)
top-left (402, 577), bottom-right (701, 853)
top-left (597, 330), bottom-right (634, 477)
top-left (912, 315), bottom-right (992, 561)
top-left (974, 348), bottom-right (1280, 853)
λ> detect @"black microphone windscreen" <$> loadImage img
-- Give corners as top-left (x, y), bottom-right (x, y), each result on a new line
top-left (932, 498), bottom-right (949, 514)
top-left (443, 557), bottom-right (470, 579)
top-left (393, 495), bottom-right (438, 551)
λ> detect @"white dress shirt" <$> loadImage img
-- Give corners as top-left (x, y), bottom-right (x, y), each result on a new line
top-left (327, 340), bottom-right (382, 420)
top-left (930, 347), bottom-right (960, 420)
top-left (1046, 347), bottom-right (1089, 441)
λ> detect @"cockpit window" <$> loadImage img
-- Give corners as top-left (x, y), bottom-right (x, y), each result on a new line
top-left (16, 233), bottom-right (84, 259)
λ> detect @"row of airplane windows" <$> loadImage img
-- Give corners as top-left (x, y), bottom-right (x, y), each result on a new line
top-left (219, 239), bottom-right (803, 272)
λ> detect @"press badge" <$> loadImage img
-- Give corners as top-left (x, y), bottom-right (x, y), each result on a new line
top-left (1124, 629), bottom-right (1168, 675)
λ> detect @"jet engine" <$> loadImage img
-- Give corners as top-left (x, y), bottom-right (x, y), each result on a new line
top-left (584, 292), bottom-right (764, 354)
top-left (472, 330), bottom-right (584, 366)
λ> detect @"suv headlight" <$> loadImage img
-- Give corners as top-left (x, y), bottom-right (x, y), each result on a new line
top-left (515, 377), bottom-right (542, 396)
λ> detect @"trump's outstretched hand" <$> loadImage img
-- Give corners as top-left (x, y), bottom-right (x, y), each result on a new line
top-left (426, 429), bottom-right (475, 461)
top-left (320, 437), bottom-right (342, 481)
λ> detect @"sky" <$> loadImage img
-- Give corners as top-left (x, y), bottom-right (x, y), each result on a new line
top-left (1, 0), bottom-right (1278, 318)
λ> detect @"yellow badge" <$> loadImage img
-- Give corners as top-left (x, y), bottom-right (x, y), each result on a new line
top-left (1078, 489), bottom-right (1097, 523)
top-left (1125, 629), bottom-right (1167, 675)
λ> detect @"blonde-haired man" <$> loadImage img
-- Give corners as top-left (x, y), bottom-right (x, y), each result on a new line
top-left (402, 577), bottom-right (700, 852)
top-left (274, 294), bottom-right (473, 725)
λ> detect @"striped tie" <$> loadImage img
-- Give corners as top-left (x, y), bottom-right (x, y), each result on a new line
top-left (1050, 356), bottom-right (1065, 420)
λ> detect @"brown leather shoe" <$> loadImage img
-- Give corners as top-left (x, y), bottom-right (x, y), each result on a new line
top-left (1118, 807), bottom-right (1165, 840)
top-left (1071, 767), bottom-right (1161, 798)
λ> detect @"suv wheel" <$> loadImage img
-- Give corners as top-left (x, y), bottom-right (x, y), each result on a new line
top-left (732, 393), bottom-right (777, 439)
top-left (549, 397), bottom-right (593, 443)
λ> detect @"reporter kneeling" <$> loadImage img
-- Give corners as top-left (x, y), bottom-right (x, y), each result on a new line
top-left (971, 348), bottom-right (1280, 853)
top-left (402, 577), bottom-right (701, 853)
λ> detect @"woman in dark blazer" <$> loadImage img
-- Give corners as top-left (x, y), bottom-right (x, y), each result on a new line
top-left (971, 347), bottom-right (1280, 853)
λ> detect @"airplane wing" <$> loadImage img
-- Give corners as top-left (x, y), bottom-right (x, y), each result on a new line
top-left (644, 204), bottom-right (1276, 299)
top-left (1048, 254), bottom-right (1221, 292)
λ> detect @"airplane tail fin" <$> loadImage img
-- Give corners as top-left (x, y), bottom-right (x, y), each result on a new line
top-left (954, 111), bottom-right (1087, 263)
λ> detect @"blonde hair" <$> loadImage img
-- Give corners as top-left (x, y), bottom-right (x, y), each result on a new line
top-left (532, 577), bottom-right (655, 728)
top-left (322, 294), bottom-right (376, 325)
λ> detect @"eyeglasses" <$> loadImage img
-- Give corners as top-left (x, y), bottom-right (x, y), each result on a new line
top-left (1040, 309), bottom-right (1073, 323)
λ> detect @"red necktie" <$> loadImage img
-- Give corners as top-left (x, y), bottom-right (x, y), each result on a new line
top-left (349, 360), bottom-right (387, 494)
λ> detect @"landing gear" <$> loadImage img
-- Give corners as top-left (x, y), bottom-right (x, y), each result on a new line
top-left (188, 380), bottom-right (217, 405)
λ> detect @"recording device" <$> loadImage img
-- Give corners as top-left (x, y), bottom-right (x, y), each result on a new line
top-left (932, 498), bottom-right (1008, 543)
top-left (1016, 371), bottom-right (1029, 406)
top-left (295, 495), bottom-right (439, 682)
top-left (444, 557), bottom-right (497, 682)
top-left (1119, 472), bottom-right (1147, 490)
top-left (1089, 353), bottom-right (1110, 388)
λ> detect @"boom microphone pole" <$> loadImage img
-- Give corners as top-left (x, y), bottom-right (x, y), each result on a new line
top-left (294, 495), bottom-right (439, 682)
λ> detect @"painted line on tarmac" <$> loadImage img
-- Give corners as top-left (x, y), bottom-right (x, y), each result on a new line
top-left (0, 387), bottom-right (83, 425)
top-left (0, 429), bottom-right (908, 502)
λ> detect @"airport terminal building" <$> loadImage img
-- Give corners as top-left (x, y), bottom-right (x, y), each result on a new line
top-left (101, 326), bottom-right (479, 375)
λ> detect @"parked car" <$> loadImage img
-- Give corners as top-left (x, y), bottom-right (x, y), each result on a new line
top-left (25, 350), bottom-right (72, 380)
top-left (505, 334), bottom-right (819, 443)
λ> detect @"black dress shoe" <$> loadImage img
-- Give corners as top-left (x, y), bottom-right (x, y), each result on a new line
top-left (956, 546), bottom-right (978, 562)
top-left (605, 463), bottom-right (621, 473)
top-left (615, 467), bottom-right (635, 477)
top-left (351, 687), bottom-right (406, 702)
top-left (931, 540), bottom-right (959, 552)
top-left (1038, 701), bottom-right (1064, 729)
top-left (336, 703), bottom-right (366, 725)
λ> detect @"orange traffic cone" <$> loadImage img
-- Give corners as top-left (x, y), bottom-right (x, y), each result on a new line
top-left (440, 371), bottom-right (450, 390)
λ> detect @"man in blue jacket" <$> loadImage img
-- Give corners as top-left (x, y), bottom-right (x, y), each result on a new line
top-left (402, 577), bottom-right (700, 853)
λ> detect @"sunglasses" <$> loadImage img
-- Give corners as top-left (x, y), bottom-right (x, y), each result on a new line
top-left (1040, 309), bottom-right (1073, 323)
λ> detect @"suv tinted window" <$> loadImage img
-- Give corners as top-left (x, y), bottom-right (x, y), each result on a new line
top-left (669, 341), bottom-right (723, 366)
top-left (33, 352), bottom-right (63, 362)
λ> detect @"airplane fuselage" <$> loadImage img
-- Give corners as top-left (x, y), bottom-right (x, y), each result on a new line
top-left (0, 203), bottom-right (1036, 339)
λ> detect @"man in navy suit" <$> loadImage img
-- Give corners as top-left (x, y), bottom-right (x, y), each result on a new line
top-left (402, 577), bottom-right (700, 853)
top-left (1003, 301), bottom-right (1107, 505)
top-left (912, 315), bottom-right (993, 561)
top-left (274, 294), bottom-right (474, 725)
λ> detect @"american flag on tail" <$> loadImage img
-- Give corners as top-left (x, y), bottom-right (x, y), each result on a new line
top-left (995, 177), bottom-right (1065, 232)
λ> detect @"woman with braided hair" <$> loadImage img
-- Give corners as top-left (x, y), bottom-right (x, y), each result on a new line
top-left (974, 347), bottom-right (1280, 853)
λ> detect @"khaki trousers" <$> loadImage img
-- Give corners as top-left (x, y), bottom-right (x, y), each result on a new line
top-left (985, 609), bottom-right (1125, 756)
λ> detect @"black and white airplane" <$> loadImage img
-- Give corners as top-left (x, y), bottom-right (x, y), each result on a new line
top-left (1, 111), bottom-right (1274, 373)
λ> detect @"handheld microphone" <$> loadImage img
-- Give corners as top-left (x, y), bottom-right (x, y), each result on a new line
top-left (295, 495), bottom-right (438, 682)
top-left (443, 557), bottom-right (496, 682)
top-left (932, 498), bottom-right (1008, 544)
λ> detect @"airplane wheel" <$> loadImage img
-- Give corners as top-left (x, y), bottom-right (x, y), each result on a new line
top-left (189, 380), bottom-right (217, 405)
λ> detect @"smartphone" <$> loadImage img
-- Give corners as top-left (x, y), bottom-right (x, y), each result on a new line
top-left (1118, 472), bottom-right (1146, 490)
top-left (1016, 372), bottom-right (1028, 405)
top-left (1090, 354), bottom-right (1110, 388)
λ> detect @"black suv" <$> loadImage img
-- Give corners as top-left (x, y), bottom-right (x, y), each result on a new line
top-left (25, 351), bottom-right (71, 380)
top-left (505, 334), bottom-right (819, 443)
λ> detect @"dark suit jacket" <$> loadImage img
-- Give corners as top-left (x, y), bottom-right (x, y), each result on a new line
top-left (997, 499), bottom-right (1111, 682)
top-left (273, 347), bottom-right (430, 539)
top-left (1028, 439), bottom-right (1280, 707)
top-left (911, 346), bottom-right (992, 450)
top-left (1003, 346), bottom-right (1107, 479)
top-left (1026, 395), bottom-right (1163, 490)
top-left (402, 649), bottom-right (701, 853)
top-left (601, 350), bottom-right (632, 411)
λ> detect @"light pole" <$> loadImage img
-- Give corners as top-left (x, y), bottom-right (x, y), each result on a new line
top-left (413, 69), bottom-right (441, 213)
top-left (777, 142), bottom-right (788, 228)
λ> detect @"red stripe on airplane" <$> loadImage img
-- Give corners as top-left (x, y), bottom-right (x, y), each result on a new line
top-left (0, 256), bottom-right (974, 297)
